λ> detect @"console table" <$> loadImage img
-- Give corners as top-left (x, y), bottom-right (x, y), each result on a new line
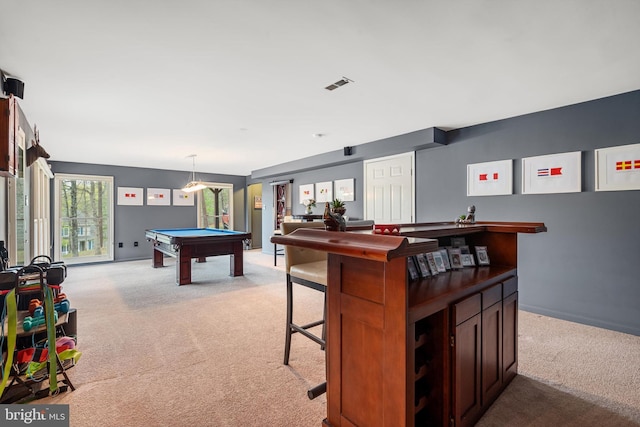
top-left (271, 221), bottom-right (546, 427)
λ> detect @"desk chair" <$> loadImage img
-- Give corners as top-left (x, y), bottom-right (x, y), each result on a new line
top-left (280, 222), bottom-right (327, 367)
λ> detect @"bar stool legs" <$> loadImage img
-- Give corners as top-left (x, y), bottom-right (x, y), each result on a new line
top-left (283, 274), bottom-right (326, 365)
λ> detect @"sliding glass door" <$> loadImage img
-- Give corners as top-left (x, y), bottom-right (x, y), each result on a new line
top-left (54, 174), bottom-right (114, 264)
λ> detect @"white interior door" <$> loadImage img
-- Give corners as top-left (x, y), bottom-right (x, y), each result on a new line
top-left (364, 152), bottom-right (414, 224)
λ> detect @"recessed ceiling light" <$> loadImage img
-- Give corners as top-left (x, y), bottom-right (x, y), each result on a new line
top-left (325, 77), bottom-right (354, 91)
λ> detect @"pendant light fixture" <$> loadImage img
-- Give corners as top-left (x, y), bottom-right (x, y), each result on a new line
top-left (181, 154), bottom-right (207, 193)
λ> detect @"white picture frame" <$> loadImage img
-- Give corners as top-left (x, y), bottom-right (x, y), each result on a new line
top-left (334, 178), bottom-right (355, 202)
top-left (147, 188), bottom-right (170, 206)
top-left (117, 187), bottom-right (143, 206)
top-left (467, 159), bottom-right (513, 196)
top-left (315, 181), bottom-right (333, 203)
top-left (299, 183), bottom-right (315, 203)
top-left (522, 151), bottom-right (582, 194)
top-left (172, 189), bottom-right (195, 206)
top-left (595, 143), bottom-right (640, 191)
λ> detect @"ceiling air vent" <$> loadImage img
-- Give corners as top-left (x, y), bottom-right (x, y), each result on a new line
top-left (325, 77), bottom-right (353, 91)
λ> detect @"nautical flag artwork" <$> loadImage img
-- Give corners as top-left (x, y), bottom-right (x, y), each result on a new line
top-left (467, 159), bottom-right (512, 196)
top-left (614, 160), bottom-right (640, 171)
top-left (595, 143), bottom-right (640, 191)
top-left (536, 167), bottom-right (563, 177)
top-left (147, 188), bottom-right (171, 206)
top-left (117, 186), bottom-right (144, 205)
top-left (522, 152), bottom-right (581, 194)
top-left (173, 189), bottom-right (195, 206)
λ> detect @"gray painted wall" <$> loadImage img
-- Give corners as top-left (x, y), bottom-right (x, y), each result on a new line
top-left (48, 161), bottom-right (248, 262)
top-left (417, 90), bottom-right (640, 336)
top-left (256, 90), bottom-right (640, 336)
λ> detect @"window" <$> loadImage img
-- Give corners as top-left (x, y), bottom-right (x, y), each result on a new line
top-left (197, 183), bottom-right (234, 230)
top-left (54, 174), bottom-right (114, 264)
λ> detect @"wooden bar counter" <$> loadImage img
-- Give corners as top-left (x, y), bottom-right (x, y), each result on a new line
top-left (271, 221), bottom-right (546, 427)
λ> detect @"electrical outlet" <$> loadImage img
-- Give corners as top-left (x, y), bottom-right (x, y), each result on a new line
top-left (118, 242), bottom-right (123, 248)
top-left (134, 241), bottom-right (138, 247)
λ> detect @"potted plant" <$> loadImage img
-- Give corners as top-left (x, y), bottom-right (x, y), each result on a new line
top-left (330, 198), bottom-right (346, 216)
top-left (302, 198), bottom-right (316, 214)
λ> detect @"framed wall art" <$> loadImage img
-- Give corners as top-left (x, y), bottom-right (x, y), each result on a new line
top-left (173, 189), bottom-right (195, 206)
top-left (522, 151), bottom-right (581, 194)
top-left (467, 159), bottom-right (513, 196)
top-left (315, 181), bottom-right (333, 203)
top-left (117, 187), bottom-right (143, 206)
top-left (147, 188), bottom-right (170, 206)
top-left (595, 143), bottom-right (640, 191)
top-left (334, 178), bottom-right (355, 201)
top-left (299, 183), bottom-right (315, 203)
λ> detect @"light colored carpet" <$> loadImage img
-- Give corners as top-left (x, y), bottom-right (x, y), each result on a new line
top-left (26, 250), bottom-right (639, 426)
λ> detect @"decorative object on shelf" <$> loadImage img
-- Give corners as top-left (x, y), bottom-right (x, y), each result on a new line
top-left (330, 198), bottom-right (346, 216)
top-left (448, 248), bottom-right (463, 269)
top-left (475, 246), bottom-right (490, 265)
top-left (407, 256), bottom-right (420, 281)
top-left (425, 252), bottom-right (439, 275)
top-left (460, 253), bottom-right (475, 267)
top-left (450, 237), bottom-right (466, 247)
top-left (415, 254), bottom-right (431, 278)
top-left (323, 202), bottom-right (346, 231)
top-left (373, 224), bottom-right (400, 235)
top-left (438, 248), bottom-right (451, 270)
top-left (302, 198), bottom-right (316, 214)
top-left (432, 251), bottom-right (447, 273)
top-left (455, 205), bottom-right (476, 224)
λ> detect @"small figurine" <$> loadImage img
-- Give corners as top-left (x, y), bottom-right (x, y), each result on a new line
top-left (324, 202), bottom-right (347, 231)
top-left (466, 205), bottom-right (476, 224)
top-left (455, 205), bottom-right (476, 225)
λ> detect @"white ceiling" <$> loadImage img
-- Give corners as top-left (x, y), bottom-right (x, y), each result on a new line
top-left (1, 1), bottom-right (639, 176)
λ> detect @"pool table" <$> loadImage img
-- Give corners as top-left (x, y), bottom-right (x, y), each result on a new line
top-left (145, 228), bottom-right (251, 285)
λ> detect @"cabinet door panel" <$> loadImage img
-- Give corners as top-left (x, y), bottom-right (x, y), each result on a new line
top-left (503, 291), bottom-right (518, 382)
top-left (453, 313), bottom-right (481, 427)
top-left (482, 301), bottom-right (503, 405)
